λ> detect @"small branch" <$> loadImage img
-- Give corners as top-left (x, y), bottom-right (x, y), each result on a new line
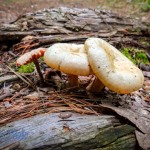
top-left (6, 65), bottom-right (36, 89)
top-left (0, 75), bottom-right (19, 83)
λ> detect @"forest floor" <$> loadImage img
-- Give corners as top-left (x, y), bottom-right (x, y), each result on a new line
top-left (0, 3), bottom-right (149, 126)
top-left (0, 0), bottom-right (150, 23)
top-left (0, 2), bottom-right (150, 149)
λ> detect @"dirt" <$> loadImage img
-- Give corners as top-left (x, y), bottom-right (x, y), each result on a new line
top-left (0, 0), bottom-right (150, 23)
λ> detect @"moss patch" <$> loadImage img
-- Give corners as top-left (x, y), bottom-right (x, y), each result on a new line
top-left (121, 47), bottom-right (149, 65)
top-left (18, 63), bottom-right (34, 73)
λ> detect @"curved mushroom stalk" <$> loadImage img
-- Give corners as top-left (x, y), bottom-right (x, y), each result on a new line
top-left (44, 43), bottom-right (91, 88)
top-left (86, 76), bottom-right (104, 93)
top-left (85, 38), bottom-right (144, 94)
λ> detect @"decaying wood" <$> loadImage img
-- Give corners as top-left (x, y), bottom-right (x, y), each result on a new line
top-left (0, 112), bottom-right (136, 150)
top-left (0, 7), bottom-right (149, 50)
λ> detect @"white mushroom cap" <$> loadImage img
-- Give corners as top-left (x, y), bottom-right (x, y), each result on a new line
top-left (85, 38), bottom-right (144, 94)
top-left (44, 43), bottom-right (91, 76)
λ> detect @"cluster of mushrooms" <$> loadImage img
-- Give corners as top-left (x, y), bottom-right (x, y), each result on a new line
top-left (16, 38), bottom-right (144, 94)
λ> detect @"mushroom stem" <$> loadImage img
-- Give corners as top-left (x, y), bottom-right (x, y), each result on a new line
top-left (86, 76), bottom-right (104, 93)
top-left (33, 58), bottom-right (45, 84)
top-left (68, 74), bottom-right (78, 87)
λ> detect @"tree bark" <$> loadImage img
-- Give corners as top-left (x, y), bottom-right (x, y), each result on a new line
top-left (0, 112), bottom-right (136, 150)
top-left (0, 7), bottom-right (149, 50)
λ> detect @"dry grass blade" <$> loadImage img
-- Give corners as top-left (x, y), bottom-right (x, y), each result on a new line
top-left (65, 101), bottom-right (99, 115)
top-left (13, 39), bottom-right (39, 54)
top-left (6, 65), bottom-right (36, 89)
top-left (55, 93), bottom-right (100, 115)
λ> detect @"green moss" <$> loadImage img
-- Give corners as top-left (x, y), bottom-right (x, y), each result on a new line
top-left (40, 57), bottom-right (44, 61)
top-left (18, 63), bottom-right (35, 73)
top-left (141, 0), bottom-right (150, 11)
top-left (62, 124), bottom-right (135, 150)
top-left (121, 47), bottom-right (149, 65)
top-left (94, 135), bottom-right (136, 150)
top-left (122, 48), bottom-right (136, 64)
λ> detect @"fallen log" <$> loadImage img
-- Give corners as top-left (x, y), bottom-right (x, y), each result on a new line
top-left (0, 112), bottom-right (136, 150)
top-left (0, 7), bottom-right (149, 50)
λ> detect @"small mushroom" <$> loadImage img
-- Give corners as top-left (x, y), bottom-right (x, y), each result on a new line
top-left (44, 43), bottom-right (91, 87)
top-left (16, 48), bottom-right (46, 85)
top-left (85, 38), bottom-right (144, 94)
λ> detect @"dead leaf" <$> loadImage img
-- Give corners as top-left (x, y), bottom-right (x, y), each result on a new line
top-left (135, 130), bottom-right (150, 150)
top-left (100, 94), bottom-right (150, 150)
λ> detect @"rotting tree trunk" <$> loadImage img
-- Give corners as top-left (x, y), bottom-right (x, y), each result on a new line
top-left (0, 113), bottom-right (136, 150)
top-left (0, 7), bottom-right (149, 50)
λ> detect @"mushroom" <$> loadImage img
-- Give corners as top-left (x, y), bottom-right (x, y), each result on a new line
top-left (44, 43), bottom-right (90, 87)
top-left (16, 48), bottom-right (46, 85)
top-left (86, 76), bottom-right (104, 92)
top-left (44, 43), bottom-right (104, 90)
top-left (85, 38), bottom-right (144, 94)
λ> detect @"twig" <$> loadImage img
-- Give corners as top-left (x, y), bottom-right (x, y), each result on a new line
top-left (3, 87), bottom-right (28, 102)
top-left (8, 51), bottom-right (17, 57)
top-left (6, 65), bottom-right (36, 89)
top-left (13, 39), bottom-right (39, 54)
top-left (0, 75), bottom-right (19, 83)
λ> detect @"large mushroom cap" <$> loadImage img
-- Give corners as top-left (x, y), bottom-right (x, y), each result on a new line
top-left (85, 38), bottom-right (144, 94)
top-left (44, 43), bottom-right (91, 76)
